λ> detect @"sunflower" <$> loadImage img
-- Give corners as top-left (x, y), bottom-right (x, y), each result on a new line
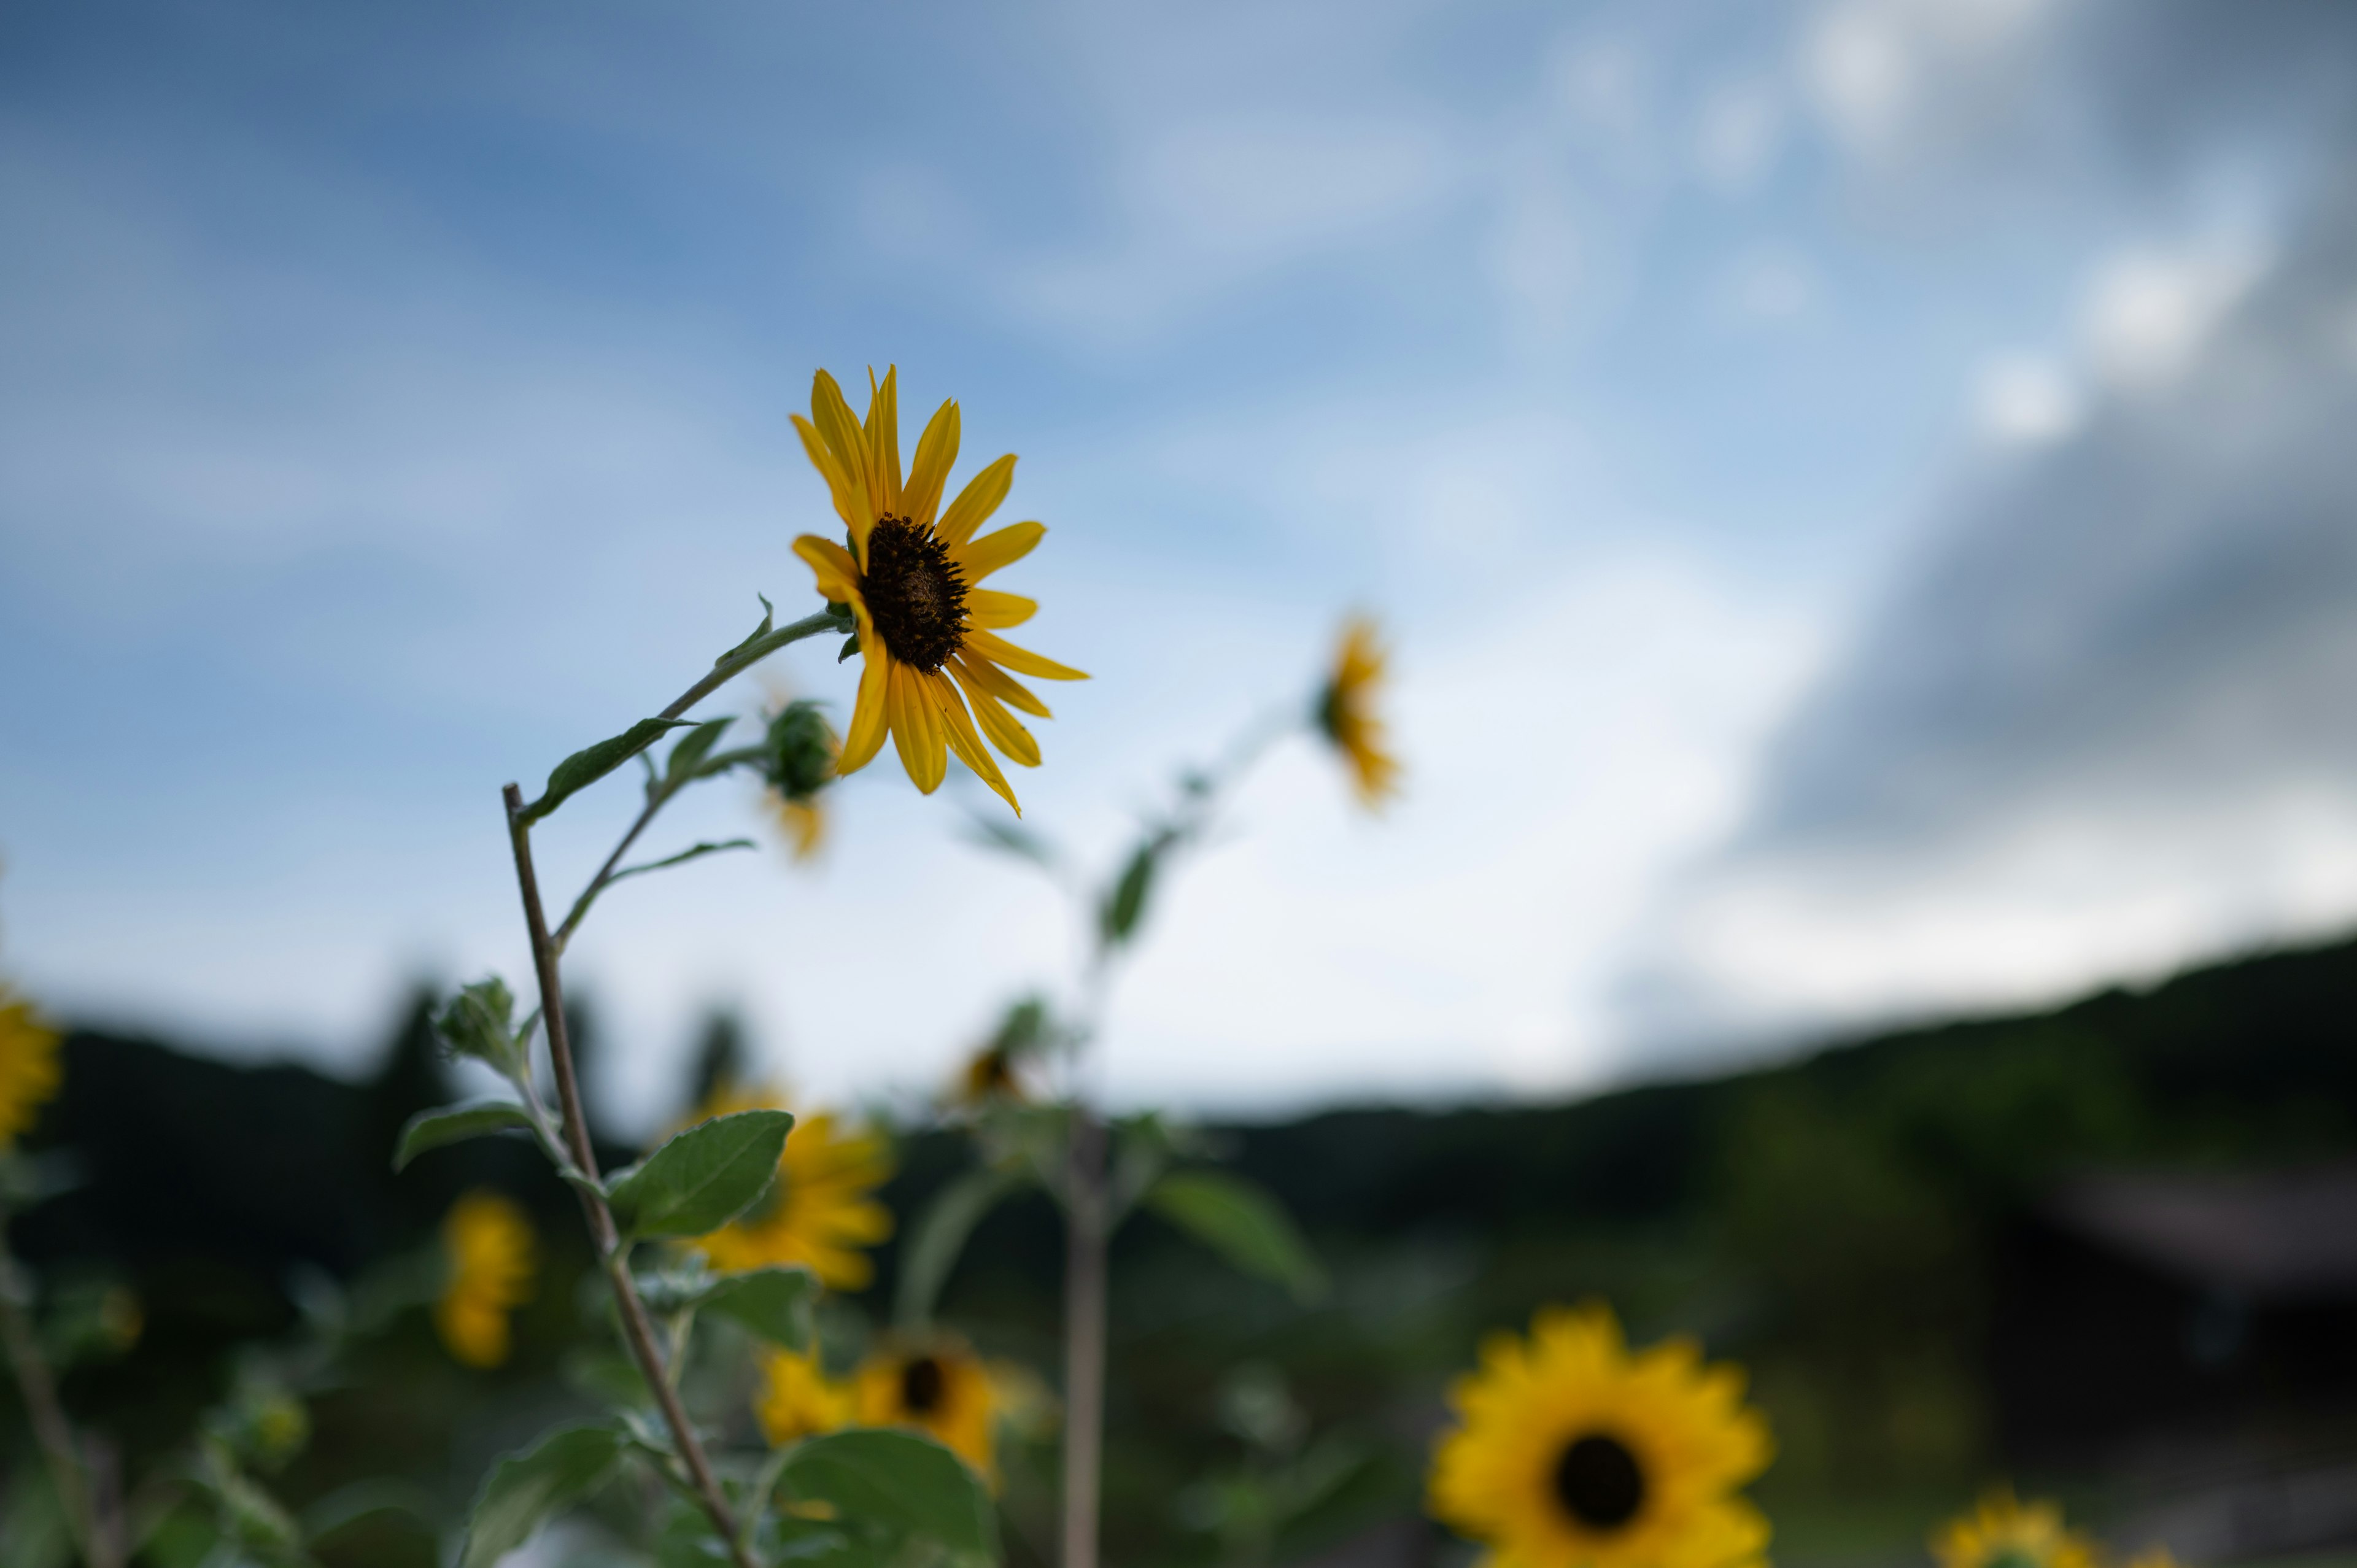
top-left (1316, 616), bottom-right (1400, 809)
top-left (755, 1346), bottom-right (854, 1447)
top-left (853, 1335), bottom-right (998, 1483)
top-left (1430, 1302), bottom-right (1772, 1568)
top-left (681, 1084), bottom-right (894, 1290)
top-left (0, 986), bottom-right (61, 1155)
top-left (436, 1189), bottom-right (537, 1370)
top-left (1932, 1489), bottom-right (2099, 1568)
top-left (791, 367), bottom-right (1086, 816)
top-left (760, 697), bottom-right (837, 863)
top-left (770, 794), bottom-right (827, 862)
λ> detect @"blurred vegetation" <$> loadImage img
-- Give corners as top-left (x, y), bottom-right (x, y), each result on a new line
top-left (9, 931), bottom-right (2357, 1567)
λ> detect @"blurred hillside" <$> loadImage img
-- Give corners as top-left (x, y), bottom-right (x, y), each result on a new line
top-left (12, 935), bottom-right (2357, 1567)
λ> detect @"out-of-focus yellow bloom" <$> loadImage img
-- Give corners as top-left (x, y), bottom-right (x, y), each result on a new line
top-left (1429, 1302), bottom-right (1773, 1568)
top-left (853, 1336), bottom-right (998, 1483)
top-left (770, 794), bottom-right (827, 862)
top-left (682, 1084), bottom-right (893, 1290)
top-left (755, 1346), bottom-right (855, 1446)
top-left (2123, 1550), bottom-right (2180, 1568)
top-left (1932, 1490), bottom-right (2099, 1568)
top-left (435, 1189), bottom-right (537, 1369)
top-left (953, 1042), bottom-right (1027, 1106)
top-left (1315, 616), bottom-right (1400, 810)
top-left (791, 367), bottom-right (1087, 816)
top-left (0, 986), bottom-right (61, 1155)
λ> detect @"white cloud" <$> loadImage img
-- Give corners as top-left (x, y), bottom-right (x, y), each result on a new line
top-left (2081, 239), bottom-right (2269, 392)
top-left (1694, 75), bottom-right (1788, 194)
top-left (1973, 350), bottom-right (2083, 443)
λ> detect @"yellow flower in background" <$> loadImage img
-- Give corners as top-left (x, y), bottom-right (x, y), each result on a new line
top-left (853, 1337), bottom-right (999, 1483)
top-left (1933, 1489), bottom-right (2099, 1568)
top-left (1429, 1302), bottom-right (1773, 1568)
top-left (683, 1084), bottom-right (894, 1290)
top-left (953, 1041), bottom-right (1028, 1107)
top-left (435, 1189), bottom-right (537, 1370)
top-left (791, 366), bottom-right (1088, 816)
top-left (770, 793), bottom-right (827, 862)
top-left (755, 1346), bottom-right (854, 1446)
top-left (0, 986), bottom-right (61, 1154)
top-left (1316, 616), bottom-right (1400, 809)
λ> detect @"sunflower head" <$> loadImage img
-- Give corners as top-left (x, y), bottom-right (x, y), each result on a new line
top-left (949, 996), bottom-right (1051, 1110)
top-left (759, 698), bottom-right (838, 863)
top-left (681, 1083), bottom-right (894, 1290)
top-left (1932, 1489), bottom-right (2099, 1568)
top-left (435, 1188), bottom-right (538, 1370)
top-left (791, 367), bottom-right (1088, 817)
top-left (1429, 1301), bottom-right (1772, 1568)
top-left (756, 1345), bottom-right (855, 1447)
top-left (853, 1335), bottom-right (999, 1485)
top-left (0, 986), bottom-right (61, 1156)
top-left (1315, 615), bottom-right (1401, 811)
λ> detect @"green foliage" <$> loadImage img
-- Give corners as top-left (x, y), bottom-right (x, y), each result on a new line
top-left (775, 1429), bottom-right (997, 1562)
top-left (664, 716), bottom-right (739, 787)
top-left (694, 1265), bottom-right (819, 1350)
top-left (391, 1097), bottom-right (535, 1172)
top-left (610, 838), bottom-right (758, 884)
top-left (762, 699), bottom-right (837, 800)
top-left (896, 1166), bottom-right (1025, 1328)
top-left (606, 1109), bottom-right (794, 1240)
top-left (1100, 841), bottom-right (1161, 945)
top-left (460, 1421), bottom-right (625, 1568)
top-left (1146, 1170), bottom-right (1327, 1303)
top-left (520, 717), bottom-right (699, 824)
top-left (432, 977), bottom-right (526, 1079)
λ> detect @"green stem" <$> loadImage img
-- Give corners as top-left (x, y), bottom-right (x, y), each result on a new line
top-left (0, 1232), bottom-right (117, 1568)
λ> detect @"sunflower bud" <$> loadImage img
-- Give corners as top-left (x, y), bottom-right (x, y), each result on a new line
top-left (433, 977), bottom-right (525, 1081)
top-left (761, 700), bottom-right (837, 803)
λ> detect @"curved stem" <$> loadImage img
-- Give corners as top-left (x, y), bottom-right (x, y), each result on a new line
top-left (504, 786), bottom-right (758, 1568)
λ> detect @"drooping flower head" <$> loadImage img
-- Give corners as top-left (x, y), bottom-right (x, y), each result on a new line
top-left (759, 698), bottom-right (839, 863)
top-left (681, 1083), bottom-right (894, 1290)
top-left (436, 1188), bottom-right (538, 1370)
top-left (0, 986), bottom-right (61, 1156)
top-left (1933, 1489), bottom-right (2099, 1568)
top-left (1316, 615), bottom-right (1400, 810)
top-left (755, 1345), bottom-right (854, 1447)
top-left (792, 368), bottom-right (1087, 816)
top-left (853, 1335), bottom-right (999, 1484)
top-left (1429, 1302), bottom-right (1773, 1568)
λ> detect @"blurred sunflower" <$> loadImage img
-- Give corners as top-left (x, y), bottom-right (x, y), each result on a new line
top-left (682, 1084), bottom-right (893, 1290)
top-left (0, 986), bottom-right (61, 1155)
top-left (755, 1346), bottom-right (854, 1446)
top-left (761, 698), bottom-right (837, 863)
top-left (853, 1335), bottom-right (997, 1483)
top-left (1315, 616), bottom-right (1400, 809)
top-left (435, 1189), bottom-right (537, 1370)
top-left (1429, 1302), bottom-right (1772, 1568)
top-left (1932, 1490), bottom-right (2098, 1568)
top-left (791, 367), bottom-right (1087, 816)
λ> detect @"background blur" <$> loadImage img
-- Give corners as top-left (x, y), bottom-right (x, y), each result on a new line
top-left (4, 0), bottom-right (2357, 1564)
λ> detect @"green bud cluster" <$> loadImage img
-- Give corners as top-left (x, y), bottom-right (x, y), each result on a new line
top-left (761, 700), bottom-right (835, 802)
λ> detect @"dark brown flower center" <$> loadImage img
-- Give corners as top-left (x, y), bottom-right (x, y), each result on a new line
top-left (862, 516), bottom-right (968, 672)
top-left (900, 1355), bottom-right (946, 1415)
top-left (1552, 1433), bottom-right (1644, 1531)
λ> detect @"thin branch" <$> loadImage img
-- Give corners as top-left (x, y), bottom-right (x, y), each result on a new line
top-left (503, 786), bottom-right (759, 1568)
top-left (552, 787), bottom-right (666, 956)
top-left (0, 1238), bottom-right (118, 1568)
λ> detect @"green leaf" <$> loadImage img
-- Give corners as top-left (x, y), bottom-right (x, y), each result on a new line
top-left (837, 632), bottom-right (861, 663)
top-left (964, 815), bottom-right (1060, 871)
top-left (608, 839), bottom-right (757, 886)
top-left (718, 595), bottom-right (777, 666)
top-left (460, 1423), bottom-right (624, 1568)
top-left (895, 1167), bottom-right (1023, 1329)
top-left (1146, 1170), bottom-right (1327, 1303)
top-left (433, 977), bottom-right (525, 1078)
top-left (699, 1266), bottom-right (818, 1350)
top-left (779, 1429), bottom-right (995, 1559)
top-left (606, 1110), bottom-right (794, 1240)
top-left (521, 717), bottom-right (699, 824)
top-left (1100, 843), bottom-right (1159, 944)
top-left (392, 1099), bottom-right (535, 1172)
top-left (664, 717), bottom-right (737, 787)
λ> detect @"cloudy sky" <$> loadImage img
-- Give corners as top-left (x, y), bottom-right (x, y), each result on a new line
top-left (4, 0), bottom-right (2354, 1127)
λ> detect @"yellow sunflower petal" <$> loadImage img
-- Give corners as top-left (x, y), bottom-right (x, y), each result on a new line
top-left (792, 535), bottom-right (864, 603)
top-left (951, 519), bottom-right (1043, 581)
top-left (838, 627), bottom-right (892, 774)
top-left (811, 371), bottom-right (875, 556)
top-left (969, 590), bottom-right (1035, 628)
top-left (967, 628), bottom-right (1088, 682)
top-left (905, 398), bottom-right (960, 526)
top-left (791, 415), bottom-right (858, 529)
top-left (925, 670), bottom-right (1020, 814)
top-left (888, 661), bottom-right (948, 793)
top-left (949, 662), bottom-right (1042, 767)
top-left (865, 365), bottom-right (902, 517)
top-left (951, 651), bottom-right (1051, 718)
top-left (937, 454), bottom-right (1016, 547)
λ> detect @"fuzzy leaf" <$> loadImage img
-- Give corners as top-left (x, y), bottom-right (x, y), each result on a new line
top-left (392, 1099), bottom-right (534, 1172)
top-left (460, 1422), bottom-right (624, 1568)
top-left (1146, 1170), bottom-right (1326, 1302)
top-left (1100, 843), bottom-right (1158, 944)
top-left (664, 717), bottom-right (737, 787)
top-left (521, 717), bottom-right (698, 824)
top-left (606, 1110), bottom-right (794, 1241)
top-left (697, 1266), bottom-right (818, 1350)
top-left (779, 1429), bottom-right (995, 1559)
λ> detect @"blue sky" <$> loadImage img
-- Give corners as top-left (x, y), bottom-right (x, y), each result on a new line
top-left (6, 0), bottom-right (2355, 1126)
